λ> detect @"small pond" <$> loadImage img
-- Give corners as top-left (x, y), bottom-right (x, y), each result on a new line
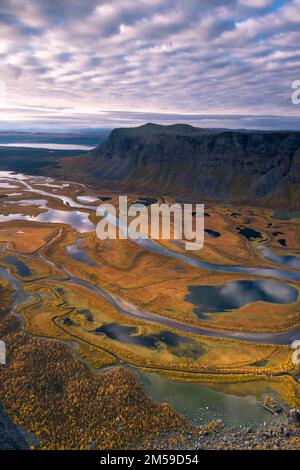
top-left (186, 279), bottom-right (298, 317)
top-left (134, 370), bottom-right (283, 426)
top-left (94, 323), bottom-right (204, 358)
top-left (67, 239), bottom-right (98, 267)
top-left (1, 255), bottom-right (32, 277)
top-left (237, 226), bottom-right (262, 241)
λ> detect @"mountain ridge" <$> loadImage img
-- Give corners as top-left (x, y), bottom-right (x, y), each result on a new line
top-left (62, 123), bottom-right (300, 208)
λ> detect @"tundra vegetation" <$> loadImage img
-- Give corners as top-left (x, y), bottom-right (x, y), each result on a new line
top-left (0, 174), bottom-right (300, 449)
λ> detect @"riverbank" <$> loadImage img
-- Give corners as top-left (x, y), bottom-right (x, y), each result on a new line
top-left (153, 409), bottom-right (300, 450)
top-left (0, 170), bottom-right (300, 448)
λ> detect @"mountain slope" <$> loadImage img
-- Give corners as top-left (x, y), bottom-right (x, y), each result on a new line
top-left (64, 123), bottom-right (300, 208)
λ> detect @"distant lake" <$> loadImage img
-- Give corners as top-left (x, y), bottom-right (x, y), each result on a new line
top-left (0, 143), bottom-right (94, 151)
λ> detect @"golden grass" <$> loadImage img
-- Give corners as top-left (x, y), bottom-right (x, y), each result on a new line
top-left (2, 192), bottom-right (300, 408)
top-left (0, 225), bottom-right (56, 253)
top-left (16, 281), bottom-right (294, 378)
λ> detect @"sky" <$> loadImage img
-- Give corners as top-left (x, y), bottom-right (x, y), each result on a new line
top-left (0, 0), bottom-right (300, 131)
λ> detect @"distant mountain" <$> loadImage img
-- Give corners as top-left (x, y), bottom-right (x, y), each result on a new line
top-left (0, 129), bottom-right (110, 147)
top-left (63, 123), bottom-right (300, 208)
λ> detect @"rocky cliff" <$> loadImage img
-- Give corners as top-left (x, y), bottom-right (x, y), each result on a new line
top-left (66, 123), bottom-right (300, 208)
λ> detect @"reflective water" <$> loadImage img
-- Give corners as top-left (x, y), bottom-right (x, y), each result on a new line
top-left (0, 182), bottom-right (19, 189)
top-left (98, 211), bottom-right (300, 282)
top-left (237, 226), bottom-right (262, 240)
top-left (186, 280), bottom-right (298, 318)
top-left (155, 239), bottom-right (300, 282)
top-left (36, 209), bottom-right (94, 233)
top-left (35, 183), bottom-right (69, 189)
top-left (274, 210), bottom-right (300, 220)
top-left (0, 266), bottom-right (34, 315)
top-left (259, 246), bottom-right (300, 270)
top-left (1, 255), bottom-right (32, 277)
top-left (67, 239), bottom-right (98, 266)
top-left (76, 196), bottom-right (99, 203)
top-left (0, 209), bottom-right (94, 233)
top-left (205, 229), bottom-right (221, 238)
top-left (1, 171), bottom-right (300, 346)
top-left (62, 276), bottom-right (300, 345)
top-left (0, 242), bottom-right (300, 347)
top-left (94, 323), bottom-right (204, 358)
top-left (1, 171), bottom-right (300, 281)
top-left (0, 170), bottom-right (299, 429)
top-left (0, 143), bottom-right (94, 150)
top-left (135, 370), bottom-right (283, 426)
top-left (7, 199), bottom-right (48, 207)
top-left (0, 256), bottom-right (289, 426)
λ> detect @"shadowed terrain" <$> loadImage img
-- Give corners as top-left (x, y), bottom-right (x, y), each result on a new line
top-left (0, 407), bottom-right (28, 450)
top-left (62, 123), bottom-right (300, 209)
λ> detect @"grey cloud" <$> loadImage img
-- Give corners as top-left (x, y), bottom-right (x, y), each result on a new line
top-left (0, 0), bottom-right (299, 129)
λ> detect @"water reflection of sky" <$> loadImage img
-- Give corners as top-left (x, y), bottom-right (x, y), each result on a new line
top-left (0, 143), bottom-right (93, 151)
top-left (1, 255), bottom-right (32, 277)
top-left (77, 196), bottom-right (99, 203)
top-left (0, 172), bottom-right (95, 233)
top-left (1, 171), bottom-right (300, 282)
top-left (0, 209), bottom-right (94, 233)
top-left (7, 199), bottom-right (48, 206)
top-left (186, 279), bottom-right (298, 317)
top-left (67, 239), bottom-right (98, 266)
top-left (260, 246), bottom-right (300, 270)
top-left (0, 181), bottom-right (19, 189)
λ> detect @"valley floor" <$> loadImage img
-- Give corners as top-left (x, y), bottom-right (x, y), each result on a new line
top-left (0, 170), bottom-right (300, 449)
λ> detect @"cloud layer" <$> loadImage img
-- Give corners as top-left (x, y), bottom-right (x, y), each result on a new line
top-left (0, 0), bottom-right (300, 129)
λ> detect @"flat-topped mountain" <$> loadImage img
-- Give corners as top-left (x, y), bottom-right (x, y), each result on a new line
top-left (64, 123), bottom-right (300, 207)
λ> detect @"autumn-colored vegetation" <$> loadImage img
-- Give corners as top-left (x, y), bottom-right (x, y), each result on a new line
top-left (1, 178), bottom-right (300, 449)
top-left (41, 210), bottom-right (300, 334)
top-left (0, 283), bottom-right (187, 449)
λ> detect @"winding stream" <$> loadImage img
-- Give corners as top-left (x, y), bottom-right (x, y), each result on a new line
top-left (1, 171), bottom-right (300, 426)
top-left (1, 170), bottom-right (300, 347)
top-left (0, 260), bottom-right (286, 427)
top-left (2, 170), bottom-right (300, 278)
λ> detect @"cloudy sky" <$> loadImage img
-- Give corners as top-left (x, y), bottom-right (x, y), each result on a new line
top-left (0, 0), bottom-right (299, 130)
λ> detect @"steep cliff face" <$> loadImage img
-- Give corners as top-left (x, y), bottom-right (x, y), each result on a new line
top-left (68, 123), bottom-right (300, 208)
